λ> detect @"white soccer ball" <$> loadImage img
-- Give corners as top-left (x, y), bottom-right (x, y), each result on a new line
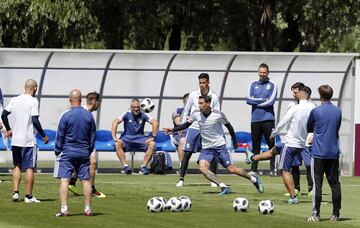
top-left (179, 196), bottom-right (192, 212)
top-left (140, 98), bottom-right (155, 113)
top-left (233, 197), bottom-right (249, 212)
top-left (166, 197), bottom-right (183, 212)
top-left (147, 197), bottom-right (165, 213)
top-left (258, 200), bottom-right (274, 215)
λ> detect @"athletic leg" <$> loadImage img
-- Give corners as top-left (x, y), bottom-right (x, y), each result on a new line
top-left (250, 122), bottom-right (262, 173)
top-left (312, 158), bottom-right (324, 216)
top-left (324, 159), bottom-right (341, 217)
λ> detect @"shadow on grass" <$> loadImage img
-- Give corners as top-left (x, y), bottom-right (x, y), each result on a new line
top-left (64, 212), bottom-right (105, 217)
top-left (39, 198), bottom-right (56, 202)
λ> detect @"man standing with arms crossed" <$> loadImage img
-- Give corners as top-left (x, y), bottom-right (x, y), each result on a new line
top-left (54, 89), bottom-right (96, 216)
top-left (246, 63), bottom-right (277, 175)
top-left (176, 73), bottom-right (219, 187)
top-left (1, 79), bottom-right (48, 203)
top-left (307, 85), bottom-right (342, 222)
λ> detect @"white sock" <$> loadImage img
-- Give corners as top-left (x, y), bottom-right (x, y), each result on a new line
top-left (124, 164), bottom-right (128, 167)
top-left (61, 205), bottom-right (68, 213)
top-left (250, 176), bottom-right (257, 183)
top-left (219, 183), bottom-right (227, 188)
top-left (85, 205), bottom-right (91, 211)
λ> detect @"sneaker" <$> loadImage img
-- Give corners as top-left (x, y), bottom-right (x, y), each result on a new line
top-left (270, 169), bottom-right (277, 176)
top-left (307, 214), bottom-right (320, 222)
top-left (210, 182), bottom-right (218, 187)
top-left (24, 196), bottom-right (40, 203)
top-left (176, 180), bottom-right (184, 187)
top-left (92, 190), bottom-right (106, 198)
top-left (84, 209), bottom-right (93, 216)
top-left (245, 150), bottom-right (254, 164)
top-left (249, 172), bottom-right (264, 193)
top-left (219, 187), bottom-right (231, 196)
top-left (284, 189), bottom-right (300, 197)
top-left (139, 166), bottom-right (149, 175)
top-left (329, 214), bottom-right (339, 221)
top-left (123, 166), bottom-right (132, 175)
top-left (69, 185), bottom-right (82, 196)
top-left (54, 211), bottom-right (69, 217)
top-left (12, 192), bottom-right (19, 202)
top-left (288, 197), bottom-right (299, 204)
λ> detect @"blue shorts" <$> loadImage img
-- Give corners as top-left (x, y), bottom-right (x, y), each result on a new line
top-left (54, 152), bottom-right (90, 181)
top-left (275, 144), bottom-right (303, 172)
top-left (12, 146), bottom-right (37, 170)
top-left (183, 128), bottom-right (202, 153)
top-left (301, 146), bottom-right (311, 167)
top-left (291, 146), bottom-right (312, 167)
top-left (198, 144), bottom-right (232, 168)
top-left (173, 130), bottom-right (186, 147)
top-left (121, 135), bottom-right (150, 152)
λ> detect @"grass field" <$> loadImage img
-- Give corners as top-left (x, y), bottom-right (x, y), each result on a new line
top-left (0, 173), bottom-right (359, 228)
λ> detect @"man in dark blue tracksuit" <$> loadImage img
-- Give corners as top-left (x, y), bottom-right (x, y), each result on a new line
top-left (307, 85), bottom-right (342, 222)
top-left (246, 63), bottom-right (277, 174)
top-left (54, 89), bottom-right (96, 217)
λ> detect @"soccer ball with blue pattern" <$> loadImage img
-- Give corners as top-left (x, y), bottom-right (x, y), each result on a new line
top-left (166, 197), bottom-right (183, 212)
top-left (179, 196), bottom-right (192, 211)
top-left (233, 197), bottom-right (249, 212)
top-left (147, 197), bottom-right (165, 213)
top-left (258, 200), bottom-right (274, 215)
top-left (140, 98), bottom-right (155, 113)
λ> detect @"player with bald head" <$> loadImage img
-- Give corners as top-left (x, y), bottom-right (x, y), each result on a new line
top-left (54, 89), bottom-right (96, 216)
top-left (1, 79), bottom-right (48, 203)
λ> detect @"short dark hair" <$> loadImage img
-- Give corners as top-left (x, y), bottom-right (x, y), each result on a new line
top-left (86, 91), bottom-right (100, 103)
top-left (291, 82), bottom-right (305, 90)
top-left (258, 63), bottom-right (269, 72)
top-left (198, 73), bottom-right (209, 81)
top-left (182, 93), bottom-right (189, 100)
top-left (198, 95), bottom-right (212, 103)
top-left (318, 85), bottom-right (333, 100)
top-left (300, 86), bottom-right (312, 99)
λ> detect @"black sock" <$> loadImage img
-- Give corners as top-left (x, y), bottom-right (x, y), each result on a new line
top-left (92, 185), bottom-right (97, 192)
top-left (209, 159), bottom-right (218, 175)
top-left (305, 166), bottom-right (313, 192)
top-left (180, 152), bottom-right (192, 179)
top-left (69, 177), bottom-right (78, 186)
top-left (291, 166), bottom-right (300, 191)
top-left (25, 194), bottom-right (32, 199)
top-left (13, 191), bottom-right (19, 194)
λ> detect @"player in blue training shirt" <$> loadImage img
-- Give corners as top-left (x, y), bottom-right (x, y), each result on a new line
top-left (111, 98), bottom-right (159, 175)
top-left (53, 89), bottom-right (96, 217)
top-left (246, 63), bottom-right (277, 175)
top-left (307, 85), bottom-right (342, 222)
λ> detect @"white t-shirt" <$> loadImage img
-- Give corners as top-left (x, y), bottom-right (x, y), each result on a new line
top-left (188, 109), bottom-right (228, 149)
top-left (181, 88), bottom-right (220, 129)
top-left (271, 100), bottom-right (316, 148)
top-left (5, 94), bottom-right (39, 147)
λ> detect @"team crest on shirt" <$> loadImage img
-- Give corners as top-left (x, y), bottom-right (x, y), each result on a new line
top-left (266, 84), bottom-right (271, 90)
top-left (255, 86), bottom-right (259, 89)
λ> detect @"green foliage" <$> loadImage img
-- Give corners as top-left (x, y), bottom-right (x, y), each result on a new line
top-left (0, 0), bottom-right (99, 48)
top-left (0, 0), bottom-right (359, 52)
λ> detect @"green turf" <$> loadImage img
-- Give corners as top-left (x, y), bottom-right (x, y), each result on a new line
top-left (0, 174), bottom-right (359, 228)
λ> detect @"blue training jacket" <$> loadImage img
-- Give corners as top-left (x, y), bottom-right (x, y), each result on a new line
top-left (246, 78), bottom-right (277, 122)
top-left (55, 106), bottom-right (96, 156)
top-left (307, 102), bottom-right (342, 159)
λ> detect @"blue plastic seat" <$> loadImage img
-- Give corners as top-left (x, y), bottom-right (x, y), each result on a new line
top-left (36, 129), bottom-right (56, 151)
top-left (151, 131), bottom-right (176, 152)
top-left (233, 131), bottom-right (252, 153)
top-left (95, 130), bottom-right (114, 151)
top-left (0, 133), bottom-right (7, 150)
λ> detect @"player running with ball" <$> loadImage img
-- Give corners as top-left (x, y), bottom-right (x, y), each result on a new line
top-left (163, 95), bottom-right (264, 195)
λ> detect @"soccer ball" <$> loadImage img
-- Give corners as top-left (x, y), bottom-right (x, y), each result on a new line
top-left (179, 196), bottom-right (192, 212)
top-left (258, 200), bottom-right (274, 215)
top-left (140, 98), bottom-right (155, 113)
top-left (233, 197), bottom-right (249, 212)
top-left (166, 197), bottom-right (183, 212)
top-left (147, 197), bottom-right (165, 213)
